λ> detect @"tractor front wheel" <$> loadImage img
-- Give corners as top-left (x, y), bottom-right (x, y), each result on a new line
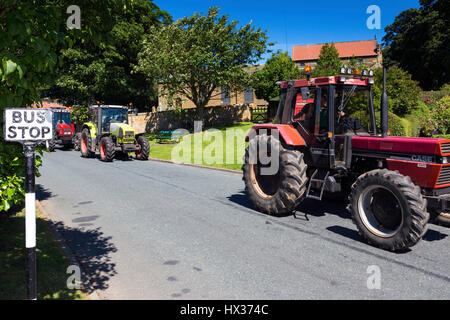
top-left (81, 128), bottom-right (95, 158)
top-left (349, 169), bottom-right (429, 251)
top-left (47, 138), bottom-right (56, 152)
top-left (242, 134), bottom-right (308, 215)
top-left (99, 136), bottom-right (115, 162)
top-left (135, 136), bottom-right (150, 160)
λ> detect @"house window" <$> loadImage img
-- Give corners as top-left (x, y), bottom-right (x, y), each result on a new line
top-left (221, 86), bottom-right (231, 104)
top-left (244, 87), bottom-right (254, 104)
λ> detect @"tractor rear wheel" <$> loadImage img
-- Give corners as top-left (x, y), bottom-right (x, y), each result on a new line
top-left (135, 136), bottom-right (150, 160)
top-left (349, 169), bottom-right (429, 251)
top-left (80, 128), bottom-right (95, 158)
top-left (242, 134), bottom-right (308, 215)
top-left (47, 137), bottom-right (56, 152)
top-left (99, 136), bottom-right (115, 162)
top-left (73, 133), bottom-right (81, 151)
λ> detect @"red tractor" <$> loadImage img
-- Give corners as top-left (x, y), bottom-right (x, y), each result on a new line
top-left (243, 68), bottom-right (449, 251)
top-left (47, 107), bottom-right (76, 151)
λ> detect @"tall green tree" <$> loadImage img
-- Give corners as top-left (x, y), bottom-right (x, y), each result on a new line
top-left (313, 43), bottom-right (342, 77)
top-left (0, 0), bottom-right (133, 213)
top-left (44, 0), bottom-right (171, 110)
top-left (136, 7), bottom-right (271, 110)
top-left (383, 0), bottom-right (450, 90)
top-left (251, 51), bottom-right (302, 102)
top-left (372, 66), bottom-right (422, 116)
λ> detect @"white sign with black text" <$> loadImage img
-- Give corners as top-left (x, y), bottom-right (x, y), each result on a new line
top-left (3, 108), bottom-right (53, 142)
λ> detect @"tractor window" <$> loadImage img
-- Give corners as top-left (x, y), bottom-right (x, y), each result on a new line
top-left (335, 86), bottom-right (373, 135)
top-left (53, 112), bottom-right (71, 126)
top-left (293, 89), bottom-right (317, 132)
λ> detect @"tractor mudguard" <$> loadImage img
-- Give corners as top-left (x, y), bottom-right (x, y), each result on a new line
top-left (246, 124), bottom-right (306, 146)
top-left (83, 123), bottom-right (97, 138)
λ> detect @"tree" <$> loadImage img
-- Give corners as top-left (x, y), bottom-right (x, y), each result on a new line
top-left (313, 43), bottom-right (342, 77)
top-left (0, 0), bottom-right (133, 213)
top-left (372, 66), bottom-right (422, 116)
top-left (136, 7), bottom-right (271, 111)
top-left (383, 0), bottom-right (450, 90)
top-left (251, 51), bottom-right (302, 102)
top-left (44, 0), bottom-right (171, 110)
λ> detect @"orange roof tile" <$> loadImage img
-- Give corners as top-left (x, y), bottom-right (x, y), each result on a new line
top-left (292, 40), bottom-right (378, 62)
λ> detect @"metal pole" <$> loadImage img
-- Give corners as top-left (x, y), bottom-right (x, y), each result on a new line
top-left (24, 143), bottom-right (37, 300)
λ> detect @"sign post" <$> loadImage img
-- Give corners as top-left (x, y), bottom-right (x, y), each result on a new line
top-left (3, 108), bottom-right (53, 300)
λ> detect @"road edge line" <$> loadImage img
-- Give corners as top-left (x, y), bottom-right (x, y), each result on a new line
top-left (149, 157), bottom-right (243, 175)
top-left (36, 200), bottom-right (104, 300)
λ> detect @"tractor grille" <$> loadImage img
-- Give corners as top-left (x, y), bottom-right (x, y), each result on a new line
top-left (437, 166), bottom-right (450, 186)
top-left (123, 131), bottom-right (135, 143)
top-left (441, 143), bottom-right (450, 155)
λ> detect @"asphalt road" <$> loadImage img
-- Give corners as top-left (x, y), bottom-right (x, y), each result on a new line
top-left (36, 148), bottom-right (449, 300)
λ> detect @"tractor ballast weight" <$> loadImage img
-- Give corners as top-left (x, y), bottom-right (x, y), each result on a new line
top-left (243, 69), bottom-right (450, 251)
top-left (80, 104), bottom-right (150, 162)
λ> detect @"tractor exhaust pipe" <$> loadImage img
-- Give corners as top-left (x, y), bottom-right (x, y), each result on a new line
top-left (381, 68), bottom-right (389, 138)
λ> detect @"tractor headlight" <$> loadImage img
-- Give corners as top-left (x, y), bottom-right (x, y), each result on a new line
top-left (340, 67), bottom-right (346, 74)
top-left (368, 78), bottom-right (375, 85)
top-left (442, 157), bottom-right (448, 164)
top-left (339, 76), bottom-right (346, 83)
top-left (369, 70), bottom-right (374, 77)
top-left (347, 68), bottom-right (352, 75)
top-left (362, 69), bottom-right (368, 76)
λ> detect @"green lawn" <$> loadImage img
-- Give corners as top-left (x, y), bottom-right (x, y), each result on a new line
top-left (0, 209), bottom-right (87, 300)
top-left (145, 122), bottom-right (255, 171)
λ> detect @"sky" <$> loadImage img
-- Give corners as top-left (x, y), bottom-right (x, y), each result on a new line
top-left (152, 0), bottom-right (420, 62)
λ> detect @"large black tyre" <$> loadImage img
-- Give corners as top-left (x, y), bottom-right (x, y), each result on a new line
top-left (73, 133), bottom-right (81, 151)
top-left (47, 137), bottom-right (56, 152)
top-left (80, 128), bottom-right (95, 158)
top-left (135, 136), bottom-right (150, 160)
top-left (99, 136), bottom-right (115, 162)
top-left (242, 134), bottom-right (308, 215)
top-left (349, 169), bottom-right (429, 251)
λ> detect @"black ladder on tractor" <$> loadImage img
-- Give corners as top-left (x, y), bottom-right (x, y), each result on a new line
top-left (306, 170), bottom-right (330, 201)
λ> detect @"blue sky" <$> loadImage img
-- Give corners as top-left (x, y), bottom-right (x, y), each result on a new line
top-left (153, 0), bottom-right (420, 62)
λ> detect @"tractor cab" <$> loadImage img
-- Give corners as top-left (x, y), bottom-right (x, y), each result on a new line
top-left (89, 105), bottom-right (130, 135)
top-left (276, 69), bottom-right (377, 169)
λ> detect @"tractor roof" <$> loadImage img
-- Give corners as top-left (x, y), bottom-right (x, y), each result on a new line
top-left (279, 76), bottom-right (374, 89)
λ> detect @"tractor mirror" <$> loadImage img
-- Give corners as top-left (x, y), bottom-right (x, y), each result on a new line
top-left (301, 87), bottom-right (310, 101)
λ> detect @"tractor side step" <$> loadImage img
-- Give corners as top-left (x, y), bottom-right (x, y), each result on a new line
top-left (306, 170), bottom-right (330, 201)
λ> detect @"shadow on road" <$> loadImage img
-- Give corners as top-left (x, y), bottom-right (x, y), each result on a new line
top-left (36, 185), bottom-right (54, 201)
top-left (47, 219), bottom-right (118, 294)
top-left (227, 191), bottom-right (350, 220)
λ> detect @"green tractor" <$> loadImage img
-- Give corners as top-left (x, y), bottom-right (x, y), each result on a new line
top-left (80, 104), bottom-right (150, 162)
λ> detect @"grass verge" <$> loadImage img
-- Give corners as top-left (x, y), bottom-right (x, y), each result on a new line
top-left (0, 208), bottom-right (88, 300)
top-left (144, 122), bottom-right (255, 171)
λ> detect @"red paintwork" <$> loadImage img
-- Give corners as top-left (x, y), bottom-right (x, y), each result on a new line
top-left (386, 160), bottom-right (449, 189)
top-left (294, 96), bottom-right (314, 117)
top-left (352, 136), bottom-right (448, 156)
top-left (56, 123), bottom-right (75, 137)
top-left (280, 76), bottom-right (372, 89)
top-left (248, 124), bottom-right (306, 146)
